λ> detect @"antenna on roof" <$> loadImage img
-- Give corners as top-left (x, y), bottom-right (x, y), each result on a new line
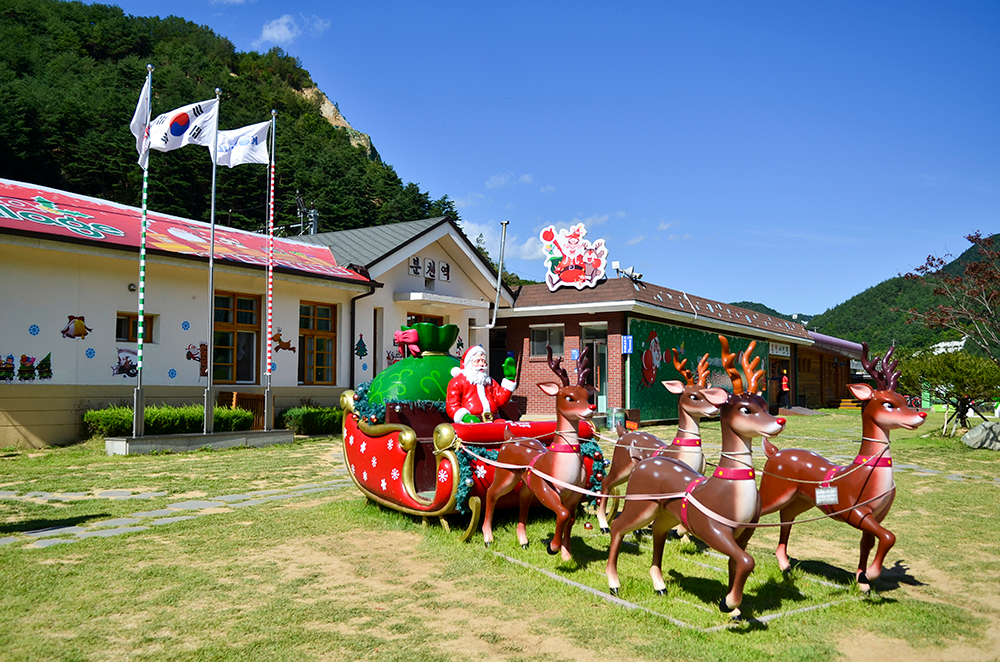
top-left (612, 261), bottom-right (643, 282)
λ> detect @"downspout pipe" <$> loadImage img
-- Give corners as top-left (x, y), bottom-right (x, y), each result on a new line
top-left (349, 267), bottom-right (380, 387)
top-left (472, 220), bottom-right (508, 331)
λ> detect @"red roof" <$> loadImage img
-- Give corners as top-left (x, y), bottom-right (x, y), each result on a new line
top-left (0, 179), bottom-right (370, 283)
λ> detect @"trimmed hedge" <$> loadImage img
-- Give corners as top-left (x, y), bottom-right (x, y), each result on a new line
top-left (83, 404), bottom-right (254, 437)
top-left (280, 406), bottom-right (343, 435)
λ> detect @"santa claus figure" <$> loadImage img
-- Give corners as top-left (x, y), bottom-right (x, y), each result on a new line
top-left (640, 331), bottom-right (662, 387)
top-left (446, 345), bottom-right (517, 423)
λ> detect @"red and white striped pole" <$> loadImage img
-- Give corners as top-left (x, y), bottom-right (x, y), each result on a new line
top-left (264, 110), bottom-right (276, 430)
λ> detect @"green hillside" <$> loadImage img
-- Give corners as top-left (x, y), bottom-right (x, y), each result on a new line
top-left (808, 237), bottom-right (993, 352)
top-left (0, 0), bottom-right (456, 232)
top-left (728, 301), bottom-right (813, 326)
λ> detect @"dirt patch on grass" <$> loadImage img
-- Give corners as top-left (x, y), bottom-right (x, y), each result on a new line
top-left (253, 530), bottom-right (603, 661)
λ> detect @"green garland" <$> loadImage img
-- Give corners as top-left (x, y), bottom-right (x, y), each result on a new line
top-left (453, 437), bottom-right (609, 515)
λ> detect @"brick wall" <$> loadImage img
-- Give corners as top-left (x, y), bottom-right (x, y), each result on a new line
top-left (503, 313), bottom-right (626, 417)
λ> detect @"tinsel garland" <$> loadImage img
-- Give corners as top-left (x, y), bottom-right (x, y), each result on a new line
top-left (452, 438), bottom-right (609, 515)
top-left (350, 382), bottom-right (449, 426)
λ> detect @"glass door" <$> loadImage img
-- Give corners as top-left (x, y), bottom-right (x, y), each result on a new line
top-left (581, 324), bottom-right (608, 413)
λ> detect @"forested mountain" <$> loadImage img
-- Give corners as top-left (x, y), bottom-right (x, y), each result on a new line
top-left (0, 0), bottom-right (456, 232)
top-left (808, 238), bottom-right (992, 352)
top-left (728, 301), bottom-right (813, 326)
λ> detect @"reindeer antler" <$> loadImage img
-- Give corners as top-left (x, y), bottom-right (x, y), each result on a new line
top-left (672, 348), bottom-right (695, 385)
top-left (719, 336), bottom-right (743, 394)
top-left (696, 353), bottom-right (710, 387)
top-left (546, 344), bottom-right (570, 387)
top-left (860, 342), bottom-right (900, 392)
top-left (741, 341), bottom-right (765, 395)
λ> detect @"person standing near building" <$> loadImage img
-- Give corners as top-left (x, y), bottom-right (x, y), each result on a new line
top-left (780, 369), bottom-right (791, 409)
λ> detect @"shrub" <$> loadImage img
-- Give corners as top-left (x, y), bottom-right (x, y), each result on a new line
top-left (83, 404), bottom-right (254, 436)
top-left (281, 406), bottom-right (343, 435)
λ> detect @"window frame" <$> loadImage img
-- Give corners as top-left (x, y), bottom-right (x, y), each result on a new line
top-left (115, 313), bottom-right (155, 344)
top-left (298, 301), bottom-right (338, 385)
top-left (529, 324), bottom-right (565, 357)
top-left (213, 292), bottom-right (261, 385)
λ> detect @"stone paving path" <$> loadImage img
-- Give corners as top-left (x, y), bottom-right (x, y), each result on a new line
top-left (0, 475), bottom-right (355, 550)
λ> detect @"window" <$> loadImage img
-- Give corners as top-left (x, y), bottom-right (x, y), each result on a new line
top-left (407, 312), bottom-right (444, 326)
top-left (115, 313), bottom-right (155, 343)
top-left (299, 302), bottom-right (337, 385)
top-left (213, 293), bottom-right (260, 384)
top-left (530, 325), bottom-right (564, 357)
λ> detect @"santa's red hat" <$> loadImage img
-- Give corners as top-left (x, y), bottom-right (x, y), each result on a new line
top-left (647, 331), bottom-right (657, 342)
top-left (452, 345), bottom-right (487, 377)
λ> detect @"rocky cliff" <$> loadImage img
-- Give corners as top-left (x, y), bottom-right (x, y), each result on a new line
top-left (302, 88), bottom-right (381, 162)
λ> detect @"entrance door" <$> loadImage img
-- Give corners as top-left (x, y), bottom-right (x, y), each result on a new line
top-left (581, 325), bottom-right (608, 413)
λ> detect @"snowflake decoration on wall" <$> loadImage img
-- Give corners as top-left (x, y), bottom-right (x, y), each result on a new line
top-left (29, 325), bottom-right (39, 336)
top-left (85, 348), bottom-right (95, 359)
top-left (438, 468), bottom-right (449, 483)
top-left (181, 321), bottom-right (190, 331)
top-left (168, 369), bottom-right (176, 379)
top-left (391, 468), bottom-right (400, 481)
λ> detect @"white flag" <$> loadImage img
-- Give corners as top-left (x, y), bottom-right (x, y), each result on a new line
top-left (146, 98), bottom-right (219, 157)
top-left (216, 120), bottom-right (270, 168)
top-left (129, 76), bottom-right (151, 169)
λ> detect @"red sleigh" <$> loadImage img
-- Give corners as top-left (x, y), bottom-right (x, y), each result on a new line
top-left (340, 393), bottom-right (603, 541)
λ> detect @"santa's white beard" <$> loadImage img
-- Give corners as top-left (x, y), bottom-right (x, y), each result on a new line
top-left (462, 365), bottom-right (490, 386)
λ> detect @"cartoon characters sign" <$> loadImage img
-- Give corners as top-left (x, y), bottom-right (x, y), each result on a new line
top-left (539, 223), bottom-right (608, 291)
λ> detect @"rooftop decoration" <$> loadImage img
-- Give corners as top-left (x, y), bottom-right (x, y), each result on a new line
top-left (539, 223), bottom-right (608, 291)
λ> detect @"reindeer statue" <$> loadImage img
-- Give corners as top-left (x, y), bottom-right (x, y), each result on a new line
top-left (757, 343), bottom-right (926, 592)
top-left (605, 336), bottom-right (786, 617)
top-left (482, 345), bottom-right (597, 561)
top-left (595, 350), bottom-right (728, 533)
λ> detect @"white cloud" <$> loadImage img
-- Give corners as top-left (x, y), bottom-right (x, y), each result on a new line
top-left (519, 236), bottom-right (544, 260)
top-left (626, 235), bottom-right (645, 246)
top-left (485, 172), bottom-right (512, 189)
top-left (454, 192), bottom-right (487, 209)
top-left (302, 15), bottom-right (330, 36)
top-left (253, 15), bottom-right (301, 48)
top-left (658, 220), bottom-right (677, 231)
top-left (667, 233), bottom-right (692, 241)
top-left (485, 171), bottom-right (535, 190)
top-left (539, 185), bottom-right (555, 194)
top-left (252, 13), bottom-right (329, 48)
top-left (572, 213), bottom-right (610, 226)
top-left (457, 220), bottom-right (503, 260)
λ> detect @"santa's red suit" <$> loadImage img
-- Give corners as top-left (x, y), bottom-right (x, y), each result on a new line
top-left (446, 346), bottom-right (516, 422)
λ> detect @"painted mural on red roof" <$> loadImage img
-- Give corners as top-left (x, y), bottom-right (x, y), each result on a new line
top-left (0, 179), bottom-right (369, 283)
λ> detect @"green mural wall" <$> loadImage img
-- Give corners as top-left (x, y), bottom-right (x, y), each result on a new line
top-left (626, 319), bottom-right (769, 421)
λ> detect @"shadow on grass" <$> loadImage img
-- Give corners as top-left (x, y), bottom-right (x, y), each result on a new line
top-left (0, 513), bottom-right (114, 535)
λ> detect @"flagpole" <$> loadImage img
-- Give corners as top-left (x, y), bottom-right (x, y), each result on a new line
top-left (133, 63), bottom-right (153, 439)
top-left (264, 109), bottom-right (277, 430)
top-left (203, 87), bottom-right (222, 435)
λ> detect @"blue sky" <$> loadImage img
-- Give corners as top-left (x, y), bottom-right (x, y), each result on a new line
top-left (104, 0), bottom-right (998, 315)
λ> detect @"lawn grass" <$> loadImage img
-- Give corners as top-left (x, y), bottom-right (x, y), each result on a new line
top-left (0, 410), bottom-right (997, 661)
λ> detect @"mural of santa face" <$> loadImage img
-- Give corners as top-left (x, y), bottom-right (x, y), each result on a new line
top-left (650, 335), bottom-right (662, 367)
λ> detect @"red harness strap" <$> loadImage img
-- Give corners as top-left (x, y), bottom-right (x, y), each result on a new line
top-left (711, 466), bottom-right (755, 480)
top-left (853, 455), bottom-right (892, 467)
top-left (679, 477), bottom-right (706, 529)
top-left (670, 437), bottom-right (702, 447)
